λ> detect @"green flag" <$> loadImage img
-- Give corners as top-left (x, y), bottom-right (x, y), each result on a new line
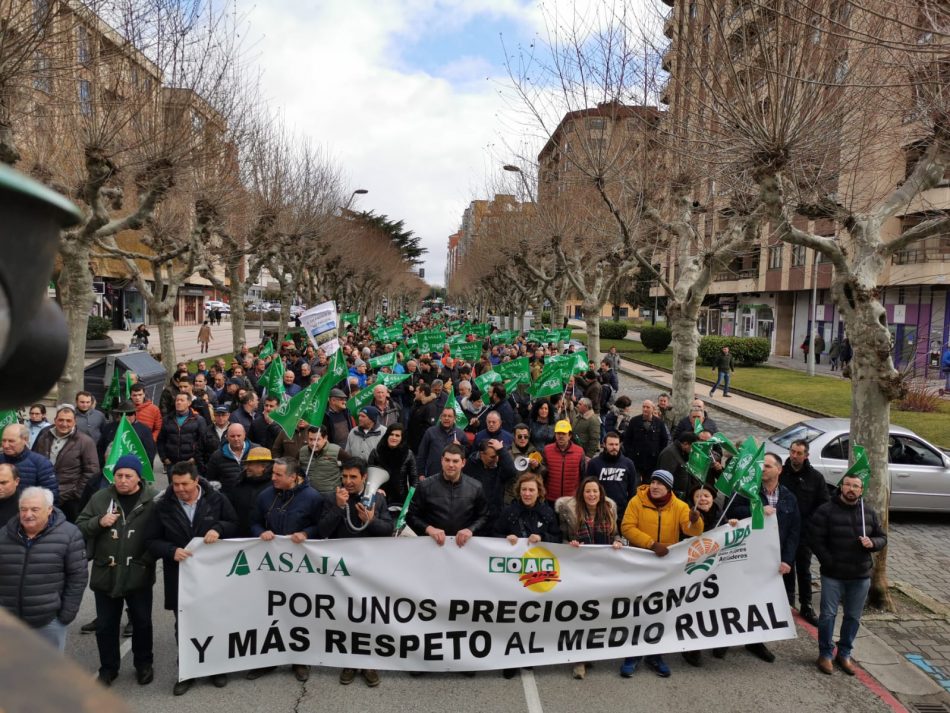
top-left (257, 357), bottom-right (286, 400)
top-left (709, 432), bottom-right (739, 456)
top-left (103, 415), bottom-right (154, 482)
top-left (494, 357), bottom-right (531, 387)
top-left (340, 312), bottom-right (360, 327)
top-left (530, 361), bottom-right (567, 399)
top-left (445, 385), bottom-right (468, 429)
top-left (394, 486), bottom-right (416, 535)
top-left (102, 366), bottom-right (122, 411)
top-left (473, 369), bottom-right (502, 394)
top-left (446, 333), bottom-right (467, 346)
top-left (693, 417), bottom-right (704, 435)
top-left (272, 381), bottom-right (321, 438)
top-left (686, 440), bottom-right (714, 485)
top-left (368, 351), bottom-right (397, 370)
top-left (451, 341), bottom-right (481, 362)
top-left (715, 436), bottom-right (757, 496)
top-left (123, 372), bottom-right (133, 402)
top-left (0, 410), bottom-right (18, 431)
top-left (346, 386), bottom-right (374, 417)
top-left (374, 372), bottom-right (410, 389)
top-left (471, 323), bottom-right (491, 338)
top-left (734, 440), bottom-right (766, 529)
top-left (569, 350), bottom-right (589, 375)
top-left (840, 444), bottom-right (871, 489)
top-left (258, 339), bottom-right (275, 359)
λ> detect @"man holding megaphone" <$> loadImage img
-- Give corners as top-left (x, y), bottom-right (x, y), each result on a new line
top-left (318, 457), bottom-right (393, 689)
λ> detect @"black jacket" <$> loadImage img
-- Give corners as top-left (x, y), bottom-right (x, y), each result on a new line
top-left (368, 446), bottom-right (418, 508)
top-left (144, 479), bottom-right (237, 610)
top-left (780, 458), bottom-right (830, 524)
top-left (808, 492), bottom-right (887, 580)
top-left (672, 415), bottom-right (719, 440)
top-left (0, 509), bottom-right (87, 627)
top-left (621, 415), bottom-right (670, 477)
top-left (495, 500), bottom-right (560, 542)
top-left (249, 415), bottom-right (282, 450)
top-left (318, 490), bottom-right (394, 538)
top-left (463, 449), bottom-right (517, 533)
top-left (205, 441), bottom-right (257, 496)
top-left (727, 483), bottom-right (801, 566)
top-left (407, 473), bottom-right (490, 536)
top-left (157, 411), bottom-right (206, 464)
top-left (229, 470), bottom-right (273, 537)
top-left (196, 424), bottom-right (228, 476)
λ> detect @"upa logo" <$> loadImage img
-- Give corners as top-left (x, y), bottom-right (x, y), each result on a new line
top-left (488, 546), bottom-right (561, 593)
top-left (685, 538), bottom-right (720, 575)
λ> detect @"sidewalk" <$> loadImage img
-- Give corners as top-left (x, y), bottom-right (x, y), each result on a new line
top-left (616, 354), bottom-right (950, 708)
top-left (100, 320), bottom-right (279, 365)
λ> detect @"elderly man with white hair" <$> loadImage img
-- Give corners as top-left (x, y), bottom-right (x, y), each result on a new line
top-left (0, 486), bottom-right (87, 651)
top-left (0, 423), bottom-right (58, 501)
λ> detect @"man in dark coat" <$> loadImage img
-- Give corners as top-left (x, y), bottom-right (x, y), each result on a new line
top-left (621, 400), bottom-right (670, 480)
top-left (0, 486), bottom-right (87, 651)
top-left (157, 393), bottom-right (206, 468)
top-left (33, 405), bottom-right (99, 522)
top-left (1, 423), bottom-right (58, 501)
top-left (144, 461), bottom-right (236, 695)
top-left (809, 474), bottom-right (886, 676)
top-left (462, 439), bottom-right (517, 535)
top-left (205, 423), bottom-right (256, 496)
top-left (780, 439), bottom-right (830, 625)
top-left (97, 401), bottom-right (157, 467)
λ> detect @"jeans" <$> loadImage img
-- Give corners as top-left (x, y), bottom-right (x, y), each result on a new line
top-left (783, 543), bottom-right (815, 609)
top-left (95, 588), bottom-right (154, 674)
top-left (35, 618), bottom-right (67, 652)
top-left (711, 370), bottom-right (731, 395)
top-left (818, 575), bottom-right (870, 659)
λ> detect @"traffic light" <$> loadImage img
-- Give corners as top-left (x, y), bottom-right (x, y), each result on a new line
top-left (0, 165), bottom-right (81, 408)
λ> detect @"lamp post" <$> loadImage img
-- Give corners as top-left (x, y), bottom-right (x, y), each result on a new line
top-left (807, 248), bottom-right (818, 376)
top-left (343, 188), bottom-right (368, 214)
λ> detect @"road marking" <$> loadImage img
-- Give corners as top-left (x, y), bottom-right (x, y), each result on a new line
top-left (521, 668), bottom-right (543, 713)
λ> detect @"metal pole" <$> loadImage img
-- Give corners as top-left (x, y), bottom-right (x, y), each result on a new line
top-left (807, 249), bottom-right (818, 376)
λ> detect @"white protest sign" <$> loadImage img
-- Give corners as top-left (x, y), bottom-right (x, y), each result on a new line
top-left (299, 300), bottom-right (340, 355)
top-left (178, 517), bottom-right (794, 679)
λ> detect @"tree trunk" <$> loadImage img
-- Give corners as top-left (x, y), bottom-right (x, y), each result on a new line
top-left (155, 306), bottom-right (178, 376)
top-left (836, 277), bottom-right (898, 610)
top-left (227, 261), bottom-right (247, 355)
top-left (277, 298), bottom-right (292, 346)
top-left (668, 302), bottom-right (702, 424)
top-left (56, 242), bottom-right (95, 403)
top-left (583, 304), bottom-right (601, 359)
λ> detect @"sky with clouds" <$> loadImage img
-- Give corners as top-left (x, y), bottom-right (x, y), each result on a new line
top-left (234, 0), bottom-right (553, 286)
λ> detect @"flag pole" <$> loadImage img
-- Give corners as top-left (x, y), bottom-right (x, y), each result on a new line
top-left (714, 492), bottom-right (739, 528)
top-left (860, 498), bottom-right (866, 538)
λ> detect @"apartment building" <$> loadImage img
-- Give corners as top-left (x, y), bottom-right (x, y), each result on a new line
top-left (658, 0), bottom-right (950, 371)
top-left (17, 0), bottom-right (232, 328)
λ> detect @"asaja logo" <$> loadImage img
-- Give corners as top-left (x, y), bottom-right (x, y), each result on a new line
top-left (488, 546), bottom-right (561, 593)
top-left (685, 538), bottom-right (720, 575)
top-left (226, 549), bottom-right (349, 577)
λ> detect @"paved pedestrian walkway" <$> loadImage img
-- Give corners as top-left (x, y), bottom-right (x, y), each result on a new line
top-left (100, 320), bottom-right (280, 365)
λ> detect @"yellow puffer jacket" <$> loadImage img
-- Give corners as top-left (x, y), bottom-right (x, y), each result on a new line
top-left (620, 484), bottom-right (703, 550)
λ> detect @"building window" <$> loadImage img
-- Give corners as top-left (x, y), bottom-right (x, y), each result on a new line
top-left (897, 287), bottom-right (906, 305)
top-left (32, 0), bottom-right (50, 32)
top-left (78, 25), bottom-right (91, 65)
top-left (32, 52), bottom-right (51, 93)
top-left (79, 79), bottom-right (92, 116)
top-left (768, 244), bottom-right (783, 270)
top-left (791, 244), bottom-right (806, 267)
top-left (588, 117), bottom-right (605, 130)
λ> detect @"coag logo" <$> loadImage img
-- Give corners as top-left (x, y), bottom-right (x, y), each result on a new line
top-left (488, 546), bottom-right (561, 592)
top-left (684, 538), bottom-right (720, 575)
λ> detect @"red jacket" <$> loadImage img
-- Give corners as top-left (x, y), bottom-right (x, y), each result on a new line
top-left (135, 400), bottom-right (163, 442)
top-left (543, 441), bottom-right (586, 502)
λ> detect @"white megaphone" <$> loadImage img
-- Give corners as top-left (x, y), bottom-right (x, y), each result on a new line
top-left (362, 466), bottom-right (390, 509)
top-left (513, 455), bottom-right (530, 472)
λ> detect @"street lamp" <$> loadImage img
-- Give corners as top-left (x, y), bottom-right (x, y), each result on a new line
top-left (343, 188), bottom-right (368, 213)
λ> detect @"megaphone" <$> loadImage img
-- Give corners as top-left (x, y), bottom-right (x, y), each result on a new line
top-left (513, 455), bottom-right (530, 472)
top-left (363, 466), bottom-right (390, 509)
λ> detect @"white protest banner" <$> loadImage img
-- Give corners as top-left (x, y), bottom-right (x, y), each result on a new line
top-left (299, 300), bottom-right (340, 355)
top-left (178, 517), bottom-right (794, 679)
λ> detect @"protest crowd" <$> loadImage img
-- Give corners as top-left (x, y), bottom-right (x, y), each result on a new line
top-left (0, 309), bottom-right (885, 694)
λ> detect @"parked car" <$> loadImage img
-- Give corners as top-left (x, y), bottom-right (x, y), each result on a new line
top-left (289, 305), bottom-right (305, 317)
top-left (767, 418), bottom-right (950, 513)
top-left (205, 300), bottom-right (226, 311)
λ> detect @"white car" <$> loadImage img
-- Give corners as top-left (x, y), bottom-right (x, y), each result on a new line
top-left (767, 418), bottom-right (950, 513)
top-left (205, 300), bottom-right (226, 310)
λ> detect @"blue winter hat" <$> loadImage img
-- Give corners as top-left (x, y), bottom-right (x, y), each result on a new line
top-left (114, 454), bottom-right (143, 477)
top-left (360, 405), bottom-right (381, 423)
top-left (650, 469), bottom-right (674, 491)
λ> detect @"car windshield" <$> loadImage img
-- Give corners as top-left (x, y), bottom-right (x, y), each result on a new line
top-left (770, 422), bottom-right (826, 449)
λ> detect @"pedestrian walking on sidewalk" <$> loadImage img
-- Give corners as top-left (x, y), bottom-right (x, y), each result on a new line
top-left (800, 338), bottom-right (810, 364)
top-left (829, 339), bottom-right (841, 371)
top-left (709, 345), bottom-right (735, 398)
top-left (197, 320), bottom-right (212, 354)
top-left (809, 474), bottom-right (886, 676)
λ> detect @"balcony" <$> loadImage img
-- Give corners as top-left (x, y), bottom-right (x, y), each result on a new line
top-left (661, 46), bottom-right (674, 72)
top-left (663, 10), bottom-right (675, 38)
top-left (714, 267), bottom-right (758, 282)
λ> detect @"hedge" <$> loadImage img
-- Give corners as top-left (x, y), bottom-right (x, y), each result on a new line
top-left (599, 321), bottom-right (628, 339)
top-left (86, 316), bottom-right (112, 340)
top-left (698, 336), bottom-right (771, 366)
top-left (640, 326), bottom-right (672, 353)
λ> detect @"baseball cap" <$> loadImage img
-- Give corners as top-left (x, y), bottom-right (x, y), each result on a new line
top-left (214, 405), bottom-right (230, 414)
top-left (554, 419), bottom-right (572, 434)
